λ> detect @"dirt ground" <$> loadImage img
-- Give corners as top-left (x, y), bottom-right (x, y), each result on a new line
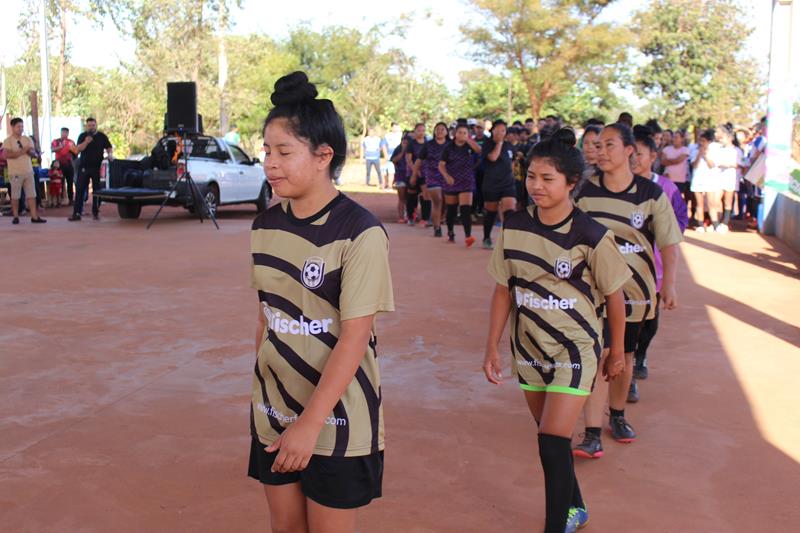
top-left (1, 193), bottom-right (799, 532)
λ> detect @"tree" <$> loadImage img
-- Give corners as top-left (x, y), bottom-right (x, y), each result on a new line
top-left (634, 0), bottom-right (762, 128)
top-left (461, 0), bottom-right (630, 120)
top-left (457, 69), bottom-right (529, 121)
top-left (93, 0), bottom-right (241, 134)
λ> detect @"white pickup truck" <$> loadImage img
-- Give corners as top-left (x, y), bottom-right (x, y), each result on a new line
top-left (96, 134), bottom-right (271, 219)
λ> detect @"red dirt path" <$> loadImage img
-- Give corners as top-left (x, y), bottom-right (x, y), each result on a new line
top-left (2, 194), bottom-right (799, 532)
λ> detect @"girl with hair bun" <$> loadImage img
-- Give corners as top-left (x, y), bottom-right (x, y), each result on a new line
top-left (249, 71), bottom-right (395, 533)
top-left (483, 128), bottom-right (630, 533)
top-left (573, 123), bottom-right (682, 458)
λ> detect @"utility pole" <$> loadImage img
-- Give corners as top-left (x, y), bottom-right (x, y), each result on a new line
top-left (38, 0), bottom-right (53, 166)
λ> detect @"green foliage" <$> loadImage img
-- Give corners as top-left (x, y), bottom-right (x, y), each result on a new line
top-left (4, 0), bottom-right (766, 158)
top-left (457, 69), bottom-right (529, 121)
top-left (461, 0), bottom-right (631, 119)
top-left (634, 0), bottom-right (763, 128)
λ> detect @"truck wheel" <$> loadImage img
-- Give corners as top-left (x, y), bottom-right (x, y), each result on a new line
top-left (256, 183), bottom-right (271, 213)
top-left (118, 203), bottom-right (142, 219)
top-left (203, 184), bottom-right (219, 217)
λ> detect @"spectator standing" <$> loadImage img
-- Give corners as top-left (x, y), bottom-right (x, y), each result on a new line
top-left (48, 160), bottom-right (64, 207)
top-left (224, 124), bottom-right (241, 146)
top-left (383, 122), bottom-right (403, 190)
top-left (362, 128), bottom-right (383, 186)
top-left (661, 130), bottom-right (691, 195)
top-left (51, 127), bottom-right (77, 205)
top-left (2, 117), bottom-right (46, 224)
top-left (68, 117), bottom-right (113, 221)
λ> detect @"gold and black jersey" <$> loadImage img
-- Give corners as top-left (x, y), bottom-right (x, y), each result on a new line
top-left (250, 194), bottom-right (395, 457)
top-left (575, 174), bottom-right (682, 322)
top-left (488, 206), bottom-right (631, 395)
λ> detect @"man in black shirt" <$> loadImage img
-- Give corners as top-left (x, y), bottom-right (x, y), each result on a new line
top-left (69, 117), bottom-right (113, 221)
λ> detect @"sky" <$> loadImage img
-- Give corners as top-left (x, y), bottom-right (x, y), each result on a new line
top-left (0, 0), bottom-right (773, 97)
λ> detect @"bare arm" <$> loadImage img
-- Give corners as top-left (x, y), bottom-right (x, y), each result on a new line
top-left (255, 303), bottom-right (266, 354)
top-left (267, 314), bottom-right (376, 472)
top-left (301, 315), bottom-right (373, 426)
top-left (465, 137), bottom-right (481, 153)
top-left (486, 140), bottom-right (503, 162)
top-left (483, 284), bottom-right (511, 384)
top-left (410, 159), bottom-right (422, 183)
top-left (661, 153), bottom-right (688, 166)
top-left (75, 136), bottom-right (93, 153)
top-left (438, 160), bottom-right (454, 185)
top-left (660, 244), bottom-right (679, 310)
top-left (602, 289), bottom-right (626, 381)
top-left (3, 143), bottom-right (23, 158)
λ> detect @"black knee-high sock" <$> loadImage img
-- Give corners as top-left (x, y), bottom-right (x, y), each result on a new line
top-left (406, 192), bottom-right (418, 220)
top-left (445, 204), bottom-right (458, 234)
top-left (459, 205), bottom-right (472, 237)
top-left (569, 447), bottom-right (585, 510)
top-left (421, 199), bottom-right (432, 221)
top-left (538, 433), bottom-right (574, 533)
top-left (484, 210), bottom-right (497, 240)
top-left (502, 209), bottom-right (515, 223)
top-left (634, 311), bottom-right (659, 367)
top-left (723, 208), bottom-right (732, 225)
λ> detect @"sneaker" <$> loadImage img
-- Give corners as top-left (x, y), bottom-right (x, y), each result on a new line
top-left (694, 225), bottom-right (705, 233)
top-left (447, 232), bottom-right (455, 243)
top-left (609, 414), bottom-right (636, 443)
top-left (572, 433), bottom-right (603, 459)
top-left (12, 217), bottom-right (19, 225)
top-left (433, 227), bottom-right (443, 238)
top-left (407, 218), bottom-right (415, 226)
top-left (633, 363), bottom-right (648, 380)
top-left (482, 238), bottom-right (493, 249)
top-left (31, 217), bottom-right (47, 224)
top-left (425, 221), bottom-right (433, 228)
top-left (565, 506), bottom-right (590, 532)
top-left (417, 219), bottom-right (427, 227)
top-left (465, 236), bottom-right (476, 247)
top-left (397, 218), bottom-right (407, 224)
top-left (68, 214), bottom-right (81, 221)
top-left (627, 380), bottom-right (640, 403)
top-left (716, 223), bottom-right (729, 234)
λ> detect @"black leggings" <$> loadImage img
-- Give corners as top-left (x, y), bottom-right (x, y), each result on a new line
top-left (405, 188), bottom-right (419, 220)
top-left (635, 299), bottom-right (660, 366)
top-left (445, 203), bottom-right (472, 237)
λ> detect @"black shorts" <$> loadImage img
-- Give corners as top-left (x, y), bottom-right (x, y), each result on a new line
top-left (247, 437), bottom-right (383, 509)
top-left (483, 186), bottom-right (516, 202)
top-left (602, 320), bottom-right (644, 353)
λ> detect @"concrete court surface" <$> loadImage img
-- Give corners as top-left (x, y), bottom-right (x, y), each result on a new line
top-left (1, 193), bottom-right (799, 532)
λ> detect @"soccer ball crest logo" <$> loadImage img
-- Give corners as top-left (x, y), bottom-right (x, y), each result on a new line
top-left (301, 257), bottom-right (326, 289)
top-left (630, 211), bottom-right (645, 229)
top-left (555, 257), bottom-right (572, 279)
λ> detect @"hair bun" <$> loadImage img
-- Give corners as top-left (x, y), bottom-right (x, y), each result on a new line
top-left (271, 71), bottom-right (318, 106)
top-left (552, 127), bottom-right (577, 147)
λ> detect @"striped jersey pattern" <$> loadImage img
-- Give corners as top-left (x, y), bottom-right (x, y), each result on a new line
top-left (488, 207), bottom-right (631, 393)
top-left (250, 194), bottom-right (395, 457)
top-left (575, 173), bottom-right (683, 322)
